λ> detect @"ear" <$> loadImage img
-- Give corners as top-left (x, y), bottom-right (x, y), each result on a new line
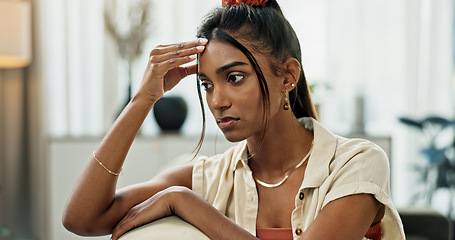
top-left (281, 57), bottom-right (300, 93)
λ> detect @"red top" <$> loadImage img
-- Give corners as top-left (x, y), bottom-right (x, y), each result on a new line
top-left (365, 221), bottom-right (382, 240)
top-left (256, 222), bottom-right (382, 240)
top-left (256, 228), bottom-right (293, 240)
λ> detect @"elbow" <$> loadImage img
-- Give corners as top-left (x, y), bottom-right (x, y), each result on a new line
top-left (62, 209), bottom-right (110, 236)
top-left (62, 214), bottom-right (80, 235)
top-left (62, 212), bottom-right (89, 236)
top-left (62, 213), bottom-right (83, 235)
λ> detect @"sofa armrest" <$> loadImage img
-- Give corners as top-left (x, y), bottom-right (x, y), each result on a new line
top-left (119, 216), bottom-right (210, 240)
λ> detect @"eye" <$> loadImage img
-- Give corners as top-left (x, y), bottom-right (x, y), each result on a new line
top-left (201, 81), bottom-right (213, 91)
top-left (227, 74), bottom-right (244, 83)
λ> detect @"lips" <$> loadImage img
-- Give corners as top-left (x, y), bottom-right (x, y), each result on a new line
top-left (217, 117), bottom-right (239, 129)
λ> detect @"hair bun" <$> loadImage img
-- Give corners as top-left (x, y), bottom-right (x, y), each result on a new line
top-left (222, 0), bottom-right (268, 7)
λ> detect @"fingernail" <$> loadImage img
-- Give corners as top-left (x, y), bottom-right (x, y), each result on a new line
top-left (189, 55), bottom-right (197, 60)
top-left (196, 46), bottom-right (205, 51)
top-left (199, 38), bottom-right (208, 44)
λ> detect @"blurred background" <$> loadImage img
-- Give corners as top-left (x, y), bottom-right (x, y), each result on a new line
top-left (0, 0), bottom-right (454, 239)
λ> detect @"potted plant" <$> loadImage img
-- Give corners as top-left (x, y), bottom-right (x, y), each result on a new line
top-left (399, 116), bottom-right (455, 218)
top-left (104, 0), bottom-right (152, 115)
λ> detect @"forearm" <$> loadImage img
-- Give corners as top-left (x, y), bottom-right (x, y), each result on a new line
top-left (63, 95), bottom-right (155, 234)
top-left (173, 189), bottom-right (258, 240)
top-left (63, 39), bottom-right (206, 236)
top-left (95, 94), bottom-right (154, 175)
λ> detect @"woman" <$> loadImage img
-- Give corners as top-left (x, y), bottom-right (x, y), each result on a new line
top-left (63, 0), bottom-right (405, 239)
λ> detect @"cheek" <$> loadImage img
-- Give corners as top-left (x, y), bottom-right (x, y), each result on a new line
top-left (238, 90), bottom-right (264, 123)
top-left (205, 94), bottom-right (216, 115)
top-left (240, 86), bottom-right (262, 109)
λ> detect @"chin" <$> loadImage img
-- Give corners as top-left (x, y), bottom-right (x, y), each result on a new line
top-left (221, 131), bottom-right (248, 143)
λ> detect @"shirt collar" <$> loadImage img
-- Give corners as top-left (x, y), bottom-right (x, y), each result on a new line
top-left (232, 117), bottom-right (338, 188)
top-left (233, 140), bottom-right (249, 170)
top-left (300, 118), bottom-right (338, 188)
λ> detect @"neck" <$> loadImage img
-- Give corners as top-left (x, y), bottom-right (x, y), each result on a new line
top-left (247, 116), bottom-right (313, 178)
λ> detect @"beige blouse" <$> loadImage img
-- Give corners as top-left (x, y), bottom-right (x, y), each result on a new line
top-left (192, 118), bottom-right (405, 239)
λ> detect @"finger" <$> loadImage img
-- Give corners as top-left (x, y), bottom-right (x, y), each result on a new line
top-left (149, 45), bottom-right (205, 64)
top-left (111, 212), bottom-right (135, 240)
top-left (111, 198), bottom-right (163, 240)
top-left (150, 38), bottom-right (208, 56)
top-left (111, 215), bottom-right (140, 240)
top-left (182, 64), bottom-right (198, 76)
top-left (179, 66), bottom-right (190, 79)
top-left (177, 65), bottom-right (196, 79)
top-left (167, 38), bottom-right (208, 50)
top-left (146, 54), bottom-right (197, 81)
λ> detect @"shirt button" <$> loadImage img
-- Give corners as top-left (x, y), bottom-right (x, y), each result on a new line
top-left (299, 192), bottom-right (304, 200)
top-left (295, 228), bottom-right (303, 236)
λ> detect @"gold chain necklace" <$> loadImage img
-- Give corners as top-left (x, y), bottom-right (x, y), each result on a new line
top-left (253, 142), bottom-right (313, 188)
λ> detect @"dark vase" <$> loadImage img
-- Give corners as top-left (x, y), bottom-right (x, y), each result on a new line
top-left (153, 96), bottom-right (188, 132)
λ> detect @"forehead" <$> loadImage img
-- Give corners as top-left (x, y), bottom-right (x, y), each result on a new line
top-left (198, 39), bottom-right (250, 69)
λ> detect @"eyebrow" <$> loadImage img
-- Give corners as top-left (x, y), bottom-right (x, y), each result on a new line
top-left (216, 61), bottom-right (248, 74)
top-left (198, 61), bottom-right (248, 78)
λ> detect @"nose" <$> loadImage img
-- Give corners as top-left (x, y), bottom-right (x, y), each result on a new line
top-left (208, 85), bottom-right (231, 111)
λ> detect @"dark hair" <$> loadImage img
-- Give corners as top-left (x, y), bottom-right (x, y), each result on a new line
top-left (194, 0), bottom-right (318, 154)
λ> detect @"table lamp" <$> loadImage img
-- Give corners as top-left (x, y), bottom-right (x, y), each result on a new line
top-left (0, 0), bottom-right (32, 68)
top-left (0, 0), bottom-right (32, 236)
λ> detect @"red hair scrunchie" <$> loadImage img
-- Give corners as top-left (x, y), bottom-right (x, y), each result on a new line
top-left (222, 0), bottom-right (268, 7)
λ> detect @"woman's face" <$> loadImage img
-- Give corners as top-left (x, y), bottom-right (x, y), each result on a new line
top-left (198, 39), bottom-right (284, 142)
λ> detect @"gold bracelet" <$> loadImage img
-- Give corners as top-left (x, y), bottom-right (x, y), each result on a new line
top-left (92, 151), bottom-right (123, 176)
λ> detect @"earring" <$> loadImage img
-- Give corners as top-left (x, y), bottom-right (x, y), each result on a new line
top-left (283, 92), bottom-right (290, 110)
